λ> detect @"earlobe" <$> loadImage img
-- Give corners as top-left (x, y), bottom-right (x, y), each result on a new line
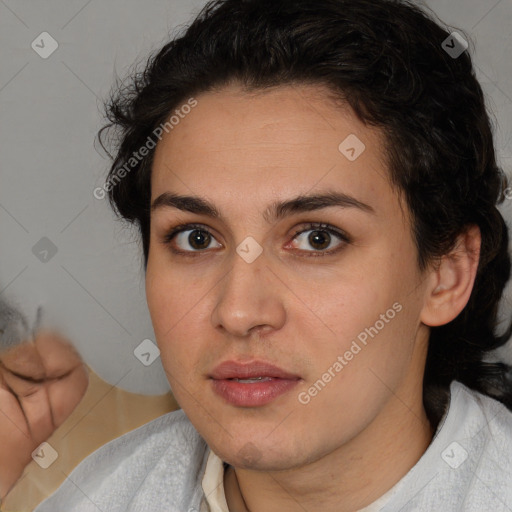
top-left (420, 225), bottom-right (481, 327)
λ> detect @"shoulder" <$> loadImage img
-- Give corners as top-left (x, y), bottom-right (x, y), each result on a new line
top-left (384, 380), bottom-right (512, 512)
top-left (64, 407), bottom-right (206, 473)
top-left (91, 407), bottom-right (204, 456)
top-left (34, 409), bottom-right (208, 512)
top-left (440, 382), bottom-right (512, 509)
top-left (453, 380), bottom-right (512, 470)
top-left (451, 380), bottom-right (512, 443)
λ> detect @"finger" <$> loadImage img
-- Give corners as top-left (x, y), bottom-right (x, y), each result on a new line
top-left (34, 330), bottom-right (84, 378)
top-left (0, 342), bottom-right (45, 381)
top-left (0, 373), bottom-right (31, 439)
top-left (47, 363), bottom-right (89, 427)
top-left (1, 370), bottom-right (54, 443)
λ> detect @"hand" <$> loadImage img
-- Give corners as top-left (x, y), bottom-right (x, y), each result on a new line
top-left (0, 330), bottom-right (89, 498)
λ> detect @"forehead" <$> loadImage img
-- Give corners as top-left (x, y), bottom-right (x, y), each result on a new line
top-left (150, 83), bottom-right (397, 219)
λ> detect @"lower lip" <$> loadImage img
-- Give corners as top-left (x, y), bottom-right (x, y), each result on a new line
top-left (211, 378), bottom-right (300, 407)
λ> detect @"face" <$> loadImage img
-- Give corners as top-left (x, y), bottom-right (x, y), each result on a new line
top-left (146, 83), bottom-right (431, 471)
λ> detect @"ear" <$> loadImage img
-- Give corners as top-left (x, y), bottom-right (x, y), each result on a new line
top-left (420, 225), bottom-right (481, 327)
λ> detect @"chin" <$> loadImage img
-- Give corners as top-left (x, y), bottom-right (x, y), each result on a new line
top-left (210, 434), bottom-right (308, 472)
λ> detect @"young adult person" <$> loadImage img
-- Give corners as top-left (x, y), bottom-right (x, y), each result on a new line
top-left (29, 0), bottom-right (512, 510)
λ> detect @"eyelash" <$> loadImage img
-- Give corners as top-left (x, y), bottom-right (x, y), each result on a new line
top-left (161, 222), bottom-right (351, 258)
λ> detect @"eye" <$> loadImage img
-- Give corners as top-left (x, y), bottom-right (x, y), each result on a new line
top-left (288, 223), bottom-right (350, 256)
top-left (161, 222), bottom-right (350, 257)
top-left (162, 223), bottom-right (222, 254)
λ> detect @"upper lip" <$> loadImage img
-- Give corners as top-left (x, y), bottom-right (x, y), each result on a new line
top-left (210, 360), bottom-right (300, 380)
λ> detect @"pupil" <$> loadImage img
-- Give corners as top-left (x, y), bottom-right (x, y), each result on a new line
top-left (189, 229), bottom-right (210, 249)
top-left (309, 230), bottom-right (330, 250)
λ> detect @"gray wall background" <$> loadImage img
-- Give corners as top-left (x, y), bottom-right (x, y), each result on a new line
top-left (1, 0), bottom-right (511, 394)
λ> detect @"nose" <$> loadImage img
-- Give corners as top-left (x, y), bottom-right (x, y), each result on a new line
top-left (210, 249), bottom-right (286, 338)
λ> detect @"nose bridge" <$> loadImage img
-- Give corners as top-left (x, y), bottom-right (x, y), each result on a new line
top-left (211, 247), bottom-right (285, 337)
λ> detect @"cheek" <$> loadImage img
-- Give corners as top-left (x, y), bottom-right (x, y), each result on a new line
top-left (146, 254), bottom-right (194, 332)
top-left (300, 272), bottom-right (389, 343)
top-left (299, 271), bottom-right (419, 385)
top-left (299, 312), bottom-right (419, 428)
top-left (145, 263), bottom-right (209, 377)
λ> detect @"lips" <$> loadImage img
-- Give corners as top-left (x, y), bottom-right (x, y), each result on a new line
top-left (209, 360), bottom-right (301, 407)
top-left (209, 360), bottom-right (300, 380)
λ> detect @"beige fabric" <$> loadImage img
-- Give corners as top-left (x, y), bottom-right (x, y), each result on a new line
top-left (200, 449), bottom-right (230, 512)
top-left (1, 366), bottom-right (179, 512)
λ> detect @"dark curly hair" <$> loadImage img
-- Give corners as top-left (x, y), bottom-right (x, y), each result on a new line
top-left (97, 0), bottom-right (512, 427)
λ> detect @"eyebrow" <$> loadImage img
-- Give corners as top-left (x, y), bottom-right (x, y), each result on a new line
top-left (150, 191), bottom-right (375, 223)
